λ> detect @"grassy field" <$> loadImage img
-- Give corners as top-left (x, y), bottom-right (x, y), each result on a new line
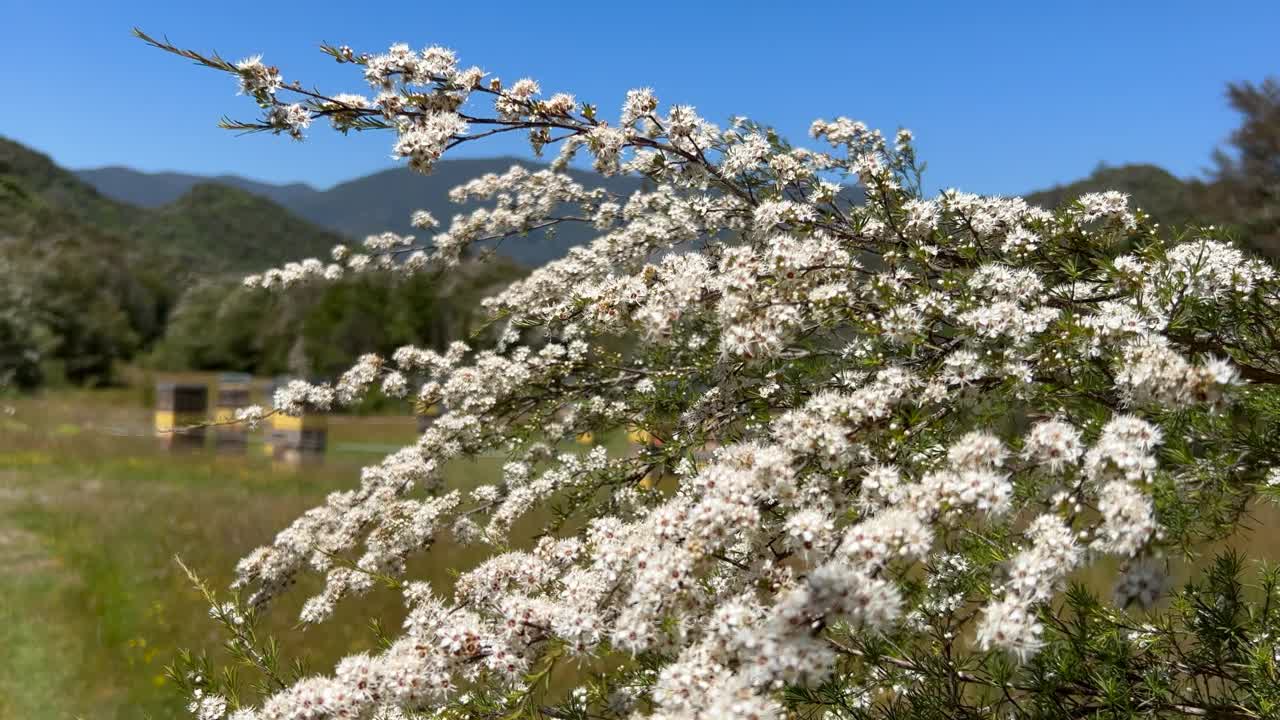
top-left (0, 386), bottom-right (503, 719)
top-left (3, 385), bottom-right (1278, 719)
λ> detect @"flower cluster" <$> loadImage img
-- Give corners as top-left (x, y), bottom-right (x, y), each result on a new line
top-left (145, 33), bottom-right (1280, 720)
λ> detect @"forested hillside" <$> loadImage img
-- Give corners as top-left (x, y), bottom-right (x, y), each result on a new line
top-left (0, 138), bottom-right (523, 388)
top-left (1, 140), bottom-right (172, 386)
top-left (1026, 79), bottom-right (1280, 258)
top-left (1025, 164), bottom-right (1208, 230)
top-left (2, 138), bottom-right (341, 273)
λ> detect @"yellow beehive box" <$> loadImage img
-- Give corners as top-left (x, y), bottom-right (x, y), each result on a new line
top-left (270, 413), bottom-right (327, 432)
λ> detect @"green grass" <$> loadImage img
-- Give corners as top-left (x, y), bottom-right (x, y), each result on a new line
top-left (0, 389), bottom-right (630, 719)
top-left (0, 562), bottom-right (83, 719)
top-left (0, 457), bottom-right (370, 718)
top-left (0, 390), bottom-right (487, 719)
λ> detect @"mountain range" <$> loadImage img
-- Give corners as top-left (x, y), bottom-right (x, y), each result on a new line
top-left (4, 130), bottom-right (1222, 276)
top-left (76, 158), bottom-right (1219, 267)
top-left (77, 159), bottom-right (645, 268)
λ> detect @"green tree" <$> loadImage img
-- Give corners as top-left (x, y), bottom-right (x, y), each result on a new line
top-left (1210, 77), bottom-right (1280, 254)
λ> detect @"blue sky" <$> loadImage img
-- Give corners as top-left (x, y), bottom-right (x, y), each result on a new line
top-left (3, 0), bottom-right (1277, 195)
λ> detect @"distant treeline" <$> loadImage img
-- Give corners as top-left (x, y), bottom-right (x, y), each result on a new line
top-left (150, 262), bottom-right (524, 381)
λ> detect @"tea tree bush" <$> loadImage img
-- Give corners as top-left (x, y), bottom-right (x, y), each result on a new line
top-left (144, 31), bottom-right (1280, 720)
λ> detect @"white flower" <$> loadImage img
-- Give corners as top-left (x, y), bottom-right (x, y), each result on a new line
top-left (1073, 191), bottom-right (1136, 229)
top-left (975, 595), bottom-right (1043, 663)
top-left (620, 87), bottom-right (657, 127)
top-left (188, 694), bottom-right (228, 720)
top-left (394, 112), bottom-right (468, 173)
top-left (233, 405), bottom-right (265, 430)
top-left (1022, 419), bottom-right (1083, 473)
top-left (234, 56), bottom-right (282, 96)
top-left (266, 104), bottom-right (312, 140)
top-left (1093, 481), bottom-right (1158, 557)
top-left (411, 209), bottom-right (439, 229)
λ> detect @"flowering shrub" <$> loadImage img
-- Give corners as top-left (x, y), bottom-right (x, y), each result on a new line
top-left (143, 31), bottom-right (1280, 720)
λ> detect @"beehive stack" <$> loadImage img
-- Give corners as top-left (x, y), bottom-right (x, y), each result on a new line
top-left (213, 374), bottom-right (253, 450)
top-left (265, 377), bottom-right (327, 459)
top-left (268, 413), bottom-right (328, 454)
top-left (155, 382), bottom-right (208, 448)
